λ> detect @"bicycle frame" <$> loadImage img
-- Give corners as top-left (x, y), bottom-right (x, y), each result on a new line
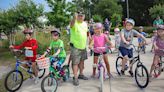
top-left (15, 59), bottom-right (33, 74)
top-left (98, 53), bottom-right (105, 77)
top-left (49, 65), bottom-right (60, 79)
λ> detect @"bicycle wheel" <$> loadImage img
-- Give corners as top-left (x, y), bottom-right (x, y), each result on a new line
top-left (62, 65), bottom-right (70, 82)
top-left (4, 70), bottom-right (23, 92)
top-left (135, 64), bottom-right (149, 88)
top-left (99, 67), bottom-right (104, 92)
top-left (41, 74), bottom-right (58, 92)
top-left (38, 69), bottom-right (45, 78)
top-left (116, 56), bottom-right (123, 75)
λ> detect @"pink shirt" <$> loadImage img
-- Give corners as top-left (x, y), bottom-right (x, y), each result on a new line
top-left (92, 34), bottom-right (108, 53)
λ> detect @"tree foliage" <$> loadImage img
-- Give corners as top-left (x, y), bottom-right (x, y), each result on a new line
top-left (46, 0), bottom-right (76, 28)
top-left (0, 0), bottom-right (44, 35)
top-left (149, 4), bottom-right (164, 19)
top-left (111, 13), bottom-right (122, 27)
top-left (94, 0), bottom-right (122, 19)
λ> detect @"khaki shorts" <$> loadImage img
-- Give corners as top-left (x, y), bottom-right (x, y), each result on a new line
top-left (70, 46), bottom-right (88, 65)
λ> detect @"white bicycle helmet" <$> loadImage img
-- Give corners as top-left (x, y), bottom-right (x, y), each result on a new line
top-left (126, 18), bottom-right (135, 26)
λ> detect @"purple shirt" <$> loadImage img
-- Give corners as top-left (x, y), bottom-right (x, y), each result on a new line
top-left (155, 36), bottom-right (164, 49)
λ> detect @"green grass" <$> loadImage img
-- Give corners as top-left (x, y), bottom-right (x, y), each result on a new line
top-left (0, 48), bottom-right (15, 66)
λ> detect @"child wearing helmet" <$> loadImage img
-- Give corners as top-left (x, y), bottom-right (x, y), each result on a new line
top-left (114, 26), bottom-right (121, 51)
top-left (9, 29), bottom-right (39, 83)
top-left (39, 28), bottom-right (66, 71)
top-left (89, 23), bottom-right (114, 78)
top-left (138, 26), bottom-right (147, 53)
top-left (119, 18), bottom-right (147, 76)
top-left (150, 25), bottom-right (164, 77)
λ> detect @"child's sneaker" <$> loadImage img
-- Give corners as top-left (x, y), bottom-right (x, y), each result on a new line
top-left (34, 77), bottom-right (39, 84)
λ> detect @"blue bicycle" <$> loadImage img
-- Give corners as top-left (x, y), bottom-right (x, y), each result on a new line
top-left (4, 49), bottom-right (45, 92)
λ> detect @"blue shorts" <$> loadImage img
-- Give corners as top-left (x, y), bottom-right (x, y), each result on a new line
top-left (119, 47), bottom-right (133, 58)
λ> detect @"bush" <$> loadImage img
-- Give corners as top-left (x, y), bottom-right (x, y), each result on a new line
top-left (149, 4), bottom-right (164, 19)
top-left (111, 13), bottom-right (122, 27)
top-left (92, 14), bottom-right (103, 22)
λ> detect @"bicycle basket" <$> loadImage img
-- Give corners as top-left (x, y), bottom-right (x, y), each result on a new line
top-left (36, 57), bottom-right (50, 69)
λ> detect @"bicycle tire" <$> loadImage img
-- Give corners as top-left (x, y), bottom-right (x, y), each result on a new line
top-left (36, 63), bottom-right (45, 79)
top-left (38, 69), bottom-right (45, 78)
top-left (116, 56), bottom-right (123, 75)
top-left (135, 64), bottom-right (149, 88)
top-left (41, 74), bottom-right (58, 92)
top-left (4, 70), bottom-right (23, 92)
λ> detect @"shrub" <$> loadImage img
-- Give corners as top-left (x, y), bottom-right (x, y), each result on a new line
top-left (92, 14), bottom-right (103, 22)
top-left (149, 4), bottom-right (164, 19)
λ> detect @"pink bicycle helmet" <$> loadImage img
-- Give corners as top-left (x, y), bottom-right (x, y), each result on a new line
top-left (93, 23), bottom-right (103, 29)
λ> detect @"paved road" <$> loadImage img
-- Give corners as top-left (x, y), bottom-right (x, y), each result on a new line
top-left (17, 37), bottom-right (164, 92)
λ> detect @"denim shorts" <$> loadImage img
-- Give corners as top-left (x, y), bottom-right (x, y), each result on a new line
top-left (119, 47), bottom-right (133, 58)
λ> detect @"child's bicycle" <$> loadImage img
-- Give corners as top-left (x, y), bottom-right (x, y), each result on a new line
top-left (92, 47), bottom-right (110, 92)
top-left (152, 49), bottom-right (164, 78)
top-left (4, 49), bottom-right (45, 92)
top-left (39, 56), bottom-right (70, 92)
top-left (115, 44), bottom-right (149, 88)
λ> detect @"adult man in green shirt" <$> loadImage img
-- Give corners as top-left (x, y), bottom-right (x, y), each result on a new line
top-left (70, 11), bottom-right (88, 86)
top-left (153, 16), bottom-right (163, 27)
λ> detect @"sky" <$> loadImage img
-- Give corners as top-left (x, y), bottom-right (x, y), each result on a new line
top-left (0, 0), bottom-right (72, 12)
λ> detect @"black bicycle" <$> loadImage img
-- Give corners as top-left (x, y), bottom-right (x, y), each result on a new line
top-left (115, 44), bottom-right (149, 88)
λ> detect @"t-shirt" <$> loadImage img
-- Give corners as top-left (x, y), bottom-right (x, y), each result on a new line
top-left (92, 34), bottom-right (108, 53)
top-left (120, 29), bottom-right (140, 49)
top-left (138, 32), bottom-right (147, 43)
top-left (49, 39), bottom-right (66, 58)
top-left (153, 19), bottom-right (163, 26)
top-left (13, 39), bottom-right (38, 62)
top-left (155, 36), bottom-right (164, 49)
top-left (70, 21), bottom-right (88, 50)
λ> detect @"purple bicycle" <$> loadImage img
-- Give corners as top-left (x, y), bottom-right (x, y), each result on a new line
top-left (92, 47), bottom-right (107, 92)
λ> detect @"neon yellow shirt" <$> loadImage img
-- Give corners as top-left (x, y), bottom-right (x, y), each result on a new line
top-left (70, 21), bottom-right (88, 49)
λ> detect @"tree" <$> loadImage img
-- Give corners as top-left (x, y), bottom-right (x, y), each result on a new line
top-left (0, 0), bottom-right (44, 44)
top-left (94, 0), bottom-right (123, 20)
top-left (149, 4), bottom-right (164, 19)
top-left (111, 13), bottom-right (122, 27)
top-left (15, 0), bottom-right (44, 27)
top-left (46, 0), bottom-right (76, 28)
